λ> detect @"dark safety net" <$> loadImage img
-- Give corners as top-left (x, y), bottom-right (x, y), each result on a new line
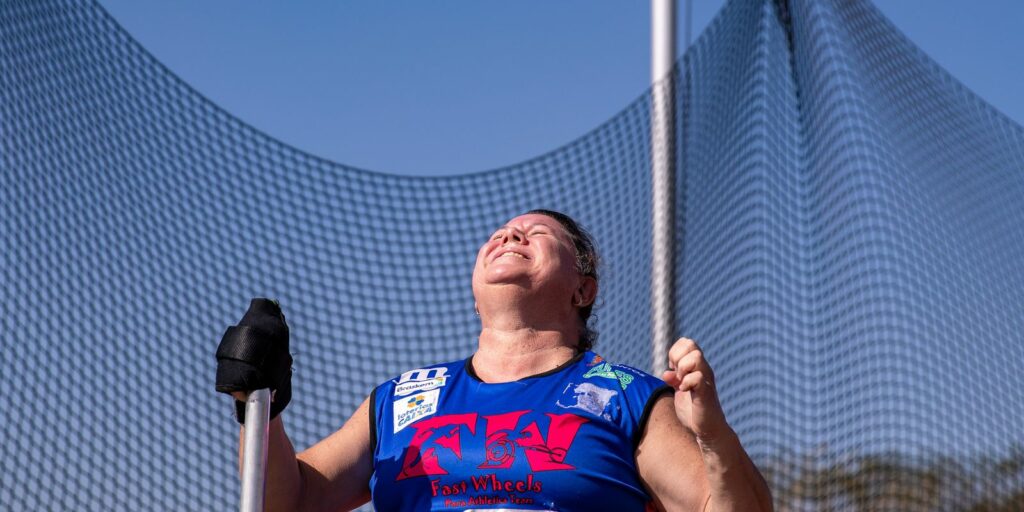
top-left (2, 0), bottom-right (1022, 510)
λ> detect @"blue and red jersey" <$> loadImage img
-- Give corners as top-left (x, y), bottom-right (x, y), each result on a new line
top-left (369, 351), bottom-right (671, 511)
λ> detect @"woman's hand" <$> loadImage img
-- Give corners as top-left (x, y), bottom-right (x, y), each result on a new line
top-left (216, 298), bottom-right (293, 423)
top-left (661, 337), bottom-right (731, 443)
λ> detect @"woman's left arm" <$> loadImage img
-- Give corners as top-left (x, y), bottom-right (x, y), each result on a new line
top-left (635, 338), bottom-right (773, 512)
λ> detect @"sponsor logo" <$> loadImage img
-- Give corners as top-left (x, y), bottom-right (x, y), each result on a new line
top-left (393, 389), bottom-right (440, 433)
top-left (394, 376), bottom-right (448, 397)
top-left (557, 382), bottom-right (618, 420)
top-left (583, 362), bottom-right (634, 389)
top-left (398, 366), bottom-right (448, 384)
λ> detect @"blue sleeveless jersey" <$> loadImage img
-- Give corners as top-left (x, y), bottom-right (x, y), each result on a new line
top-left (369, 351), bottom-right (671, 511)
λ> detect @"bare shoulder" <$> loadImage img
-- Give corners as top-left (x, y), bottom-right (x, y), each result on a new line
top-left (636, 394), bottom-right (710, 512)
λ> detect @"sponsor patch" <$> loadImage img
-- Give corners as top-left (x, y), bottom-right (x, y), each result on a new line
top-left (583, 362), bottom-right (634, 390)
top-left (394, 376), bottom-right (448, 397)
top-left (398, 366), bottom-right (448, 384)
top-left (557, 382), bottom-right (618, 420)
top-left (394, 389), bottom-right (440, 433)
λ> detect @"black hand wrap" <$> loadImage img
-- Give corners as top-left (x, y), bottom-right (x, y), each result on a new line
top-left (215, 298), bottom-right (293, 423)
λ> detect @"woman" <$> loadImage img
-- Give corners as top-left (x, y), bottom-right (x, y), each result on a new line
top-left (216, 210), bottom-right (773, 511)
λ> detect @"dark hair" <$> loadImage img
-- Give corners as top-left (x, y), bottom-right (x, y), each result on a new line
top-left (526, 209), bottom-right (600, 351)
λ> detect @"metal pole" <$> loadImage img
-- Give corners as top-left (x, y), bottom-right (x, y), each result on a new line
top-left (685, 0), bottom-right (692, 51)
top-left (239, 388), bottom-right (272, 512)
top-left (651, 0), bottom-right (677, 374)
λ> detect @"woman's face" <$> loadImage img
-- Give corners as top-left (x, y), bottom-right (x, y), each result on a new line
top-left (472, 213), bottom-right (581, 302)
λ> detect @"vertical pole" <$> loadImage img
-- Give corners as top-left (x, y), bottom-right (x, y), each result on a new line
top-left (651, 0), bottom-right (677, 374)
top-left (685, 0), bottom-right (693, 50)
top-left (239, 388), bottom-right (272, 512)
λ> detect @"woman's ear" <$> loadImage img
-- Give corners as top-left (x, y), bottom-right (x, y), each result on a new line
top-left (574, 276), bottom-right (598, 307)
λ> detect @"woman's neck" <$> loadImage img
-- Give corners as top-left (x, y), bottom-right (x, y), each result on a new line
top-left (472, 327), bottom-right (578, 383)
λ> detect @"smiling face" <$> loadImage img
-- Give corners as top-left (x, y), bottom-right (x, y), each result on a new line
top-left (472, 213), bottom-right (582, 306)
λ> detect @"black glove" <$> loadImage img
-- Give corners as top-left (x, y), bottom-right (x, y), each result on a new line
top-left (216, 298), bottom-right (293, 423)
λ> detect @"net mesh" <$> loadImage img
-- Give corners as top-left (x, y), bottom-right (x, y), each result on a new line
top-left (2, 0), bottom-right (1023, 510)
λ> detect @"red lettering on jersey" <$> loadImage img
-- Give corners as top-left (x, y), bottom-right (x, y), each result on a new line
top-left (478, 411), bottom-right (528, 470)
top-left (397, 411), bottom-right (588, 479)
top-left (517, 413), bottom-right (588, 471)
top-left (397, 413), bottom-right (477, 480)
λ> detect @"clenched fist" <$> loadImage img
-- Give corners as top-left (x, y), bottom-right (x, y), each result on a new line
top-left (215, 298), bottom-right (293, 423)
top-left (661, 337), bottom-right (730, 442)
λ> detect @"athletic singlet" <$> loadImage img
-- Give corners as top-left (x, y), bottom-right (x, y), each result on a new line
top-left (369, 351), bottom-right (671, 511)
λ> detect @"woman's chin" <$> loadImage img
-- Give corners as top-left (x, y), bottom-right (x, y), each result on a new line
top-left (481, 269), bottom-right (533, 287)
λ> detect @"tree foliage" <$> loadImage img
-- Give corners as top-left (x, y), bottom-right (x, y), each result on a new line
top-left (760, 445), bottom-right (1024, 511)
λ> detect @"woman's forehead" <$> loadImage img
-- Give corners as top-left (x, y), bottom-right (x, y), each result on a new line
top-left (499, 213), bottom-right (563, 230)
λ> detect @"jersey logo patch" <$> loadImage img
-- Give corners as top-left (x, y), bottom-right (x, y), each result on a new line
top-left (582, 362), bottom-right (634, 389)
top-left (397, 366), bottom-right (448, 384)
top-left (395, 376), bottom-right (448, 397)
top-left (394, 389), bottom-right (440, 433)
top-left (557, 382), bottom-right (617, 420)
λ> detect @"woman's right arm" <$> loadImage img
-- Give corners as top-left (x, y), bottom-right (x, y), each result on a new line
top-left (218, 299), bottom-right (374, 511)
top-left (238, 396), bottom-right (374, 512)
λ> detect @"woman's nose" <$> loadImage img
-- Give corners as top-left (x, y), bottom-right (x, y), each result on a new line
top-left (502, 228), bottom-right (524, 244)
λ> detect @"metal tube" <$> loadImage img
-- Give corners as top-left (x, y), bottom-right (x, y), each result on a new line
top-left (651, 0), bottom-right (677, 374)
top-left (239, 388), bottom-right (272, 512)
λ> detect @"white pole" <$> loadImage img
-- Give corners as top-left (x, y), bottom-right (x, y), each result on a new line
top-left (239, 388), bottom-right (272, 512)
top-left (651, 0), bottom-right (677, 374)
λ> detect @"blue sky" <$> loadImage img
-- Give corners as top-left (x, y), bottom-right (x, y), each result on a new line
top-left (98, 0), bottom-right (1024, 176)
